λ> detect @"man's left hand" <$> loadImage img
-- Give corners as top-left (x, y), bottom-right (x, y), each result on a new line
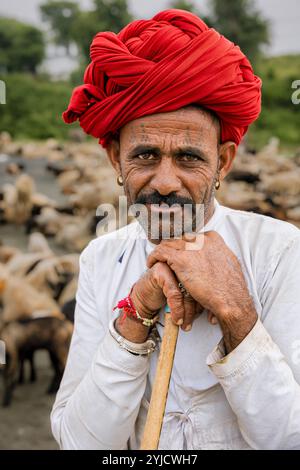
top-left (147, 231), bottom-right (258, 353)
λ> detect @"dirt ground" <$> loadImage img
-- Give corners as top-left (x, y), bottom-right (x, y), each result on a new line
top-left (0, 351), bottom-right (58, 450)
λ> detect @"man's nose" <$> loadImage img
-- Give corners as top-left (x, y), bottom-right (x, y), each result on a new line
top-left (149, 158), bottom-right (181, 195)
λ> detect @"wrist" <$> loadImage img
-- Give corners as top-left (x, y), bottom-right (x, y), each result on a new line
top-left (130, 286), bottom-right (158, 318)
top-left (113, 286), bottom-right (160, 343)
top-left (214, 295), bottom-right (257, 322)
top-left (214, 300), bottom-right (258, 353)
top-left (115, 312), bottom-right (151, 343)
top-left (109, 319), bottom-right (157, 356)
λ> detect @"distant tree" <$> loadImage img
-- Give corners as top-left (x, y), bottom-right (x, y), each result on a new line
top-left (40, 1), bottom-right (80, 55)
top-left (168, 1), bottom-right (214, 29)
top-left (169, 0), bottom-right (198, 13)
top-left (93, 0), bottom-right (132, 32)
top-left (71, 0), bottom-right (133, 61)
top-left (0, 18), bottom-right (45, 74)
top-left (209, 0), bottom-right (269, 62)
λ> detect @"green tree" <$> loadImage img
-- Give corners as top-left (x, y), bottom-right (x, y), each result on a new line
top-left (93, 0), bottom-right (132, 32)
top-left (209, 0), bottom-right (269, 62)
top-left (71, 0), bottom-right (133, 61)
top-left (40, 1), bottom-right (80, 54)
top-left (169, 0), bottom-right (199, 14)
top-left (169, 0), bottom-right (212, 26)
top-left (0, 18), bottom-right (45, 74)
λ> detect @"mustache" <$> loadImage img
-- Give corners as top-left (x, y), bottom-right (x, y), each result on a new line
top-left (134, 191), bottom-right (194, 207)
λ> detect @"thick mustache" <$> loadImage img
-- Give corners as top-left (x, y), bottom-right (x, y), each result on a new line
top-left (135, 191), bottom-right (194, 207)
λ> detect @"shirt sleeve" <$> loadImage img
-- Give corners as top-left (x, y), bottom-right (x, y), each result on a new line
top-left (50, 239), bottom-right (150, 450)
top-left (206, 233), bottom-right (300, 450)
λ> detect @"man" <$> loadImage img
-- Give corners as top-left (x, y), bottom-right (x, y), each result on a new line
top-left (51, 10), bottom-right (300, 449)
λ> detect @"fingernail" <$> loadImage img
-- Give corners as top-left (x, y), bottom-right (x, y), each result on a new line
top-left (176, 318), bottom-right (184, 326)
top-left (184, 324), bottom-right (192, 332)
top-left (184, 233), bottom-right (195, 241)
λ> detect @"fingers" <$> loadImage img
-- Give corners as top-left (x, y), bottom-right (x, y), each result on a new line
top-left (153, 263), bottom-right (185, 326)
top-left (147, 233), bottom-right (203, 269)
top-left (152, 263), bottom-right (197, 330)
top-left (147, 245), bottom-right (173, 269)
top-left (195, 302), bottom-right (205, 318)
top-left (207, 310), bottom-right (218, 325)
top-left (181, 296), bottom-right (196, 331)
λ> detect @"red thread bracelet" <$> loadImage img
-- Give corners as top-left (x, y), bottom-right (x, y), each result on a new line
top-left (113, 288), bottom-right (159, 327)
top-left (113, 294), bottom-right (137, 323)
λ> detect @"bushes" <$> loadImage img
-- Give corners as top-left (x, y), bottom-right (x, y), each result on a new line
top-left (0, 55), bottom-right (299, 148)
top-left (0, 18), bottom-right (44, 74)
top-left (248, 55), bottom-right (300, 149)
top-left (0, 74), bottom-right (77, 140)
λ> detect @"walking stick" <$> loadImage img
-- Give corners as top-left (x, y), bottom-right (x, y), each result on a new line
top-left (140, 305), bottom-right (179, 450)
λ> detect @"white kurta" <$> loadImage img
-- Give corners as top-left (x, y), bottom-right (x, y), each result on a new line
top-left (51, 199), bottom-right (300, 450)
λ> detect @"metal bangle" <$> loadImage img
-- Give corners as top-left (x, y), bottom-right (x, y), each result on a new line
top-left (109, 319), bottom-right (158, 356)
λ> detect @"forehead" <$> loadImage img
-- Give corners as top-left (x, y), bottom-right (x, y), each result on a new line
top-left (120, 107), bottom-right (219, 149)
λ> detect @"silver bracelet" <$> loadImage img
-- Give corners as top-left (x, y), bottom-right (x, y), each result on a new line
top-left (109, 319), bottom-right (159, 356)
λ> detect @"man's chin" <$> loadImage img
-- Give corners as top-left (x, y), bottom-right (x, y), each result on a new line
top-left (140, 219), bottom-right (195, 241)
top-left (134, 203), bottom-right (203, 240)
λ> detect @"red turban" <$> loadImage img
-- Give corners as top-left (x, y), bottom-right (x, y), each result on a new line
top-left (63, 9), bottom-right (262, 147)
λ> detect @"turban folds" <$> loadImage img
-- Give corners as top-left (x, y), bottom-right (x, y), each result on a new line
top-left (63, 9), bottom-right (262, 147)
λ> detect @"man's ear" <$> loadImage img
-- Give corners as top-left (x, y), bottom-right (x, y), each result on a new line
top-left (218, 141), bottom-right (237, 181)
top-left (105, 139), bottom-right (121, 175)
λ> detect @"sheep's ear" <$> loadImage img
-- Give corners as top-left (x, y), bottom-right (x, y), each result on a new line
top-left (0, 278), bottom-right (6, 292)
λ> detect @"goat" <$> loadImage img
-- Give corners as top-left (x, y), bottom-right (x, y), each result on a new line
top-left (0, 316), bottom-right (73, 406)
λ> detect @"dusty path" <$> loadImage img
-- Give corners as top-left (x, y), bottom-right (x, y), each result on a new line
top-left (0, 351), bottom-right (58, 449)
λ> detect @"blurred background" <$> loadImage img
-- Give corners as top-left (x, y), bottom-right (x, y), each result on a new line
top-left (0, 0), bottom-right (299, 450)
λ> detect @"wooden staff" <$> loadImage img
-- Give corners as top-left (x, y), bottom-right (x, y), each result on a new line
top-left (140, 305), bottom-right (179, 450)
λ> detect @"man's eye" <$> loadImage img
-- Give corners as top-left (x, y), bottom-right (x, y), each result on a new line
top-left (136, 153), bottom-right (156, 160)
top-left (179, 154), bottom-right (202, 162)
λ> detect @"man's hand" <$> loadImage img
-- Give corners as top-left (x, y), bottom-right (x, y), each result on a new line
top-left (131, 261), bottom-right (204, 331)
top-left (147, 231), bottom-right (258, 352)
top-left (116, 261), bottom-right (203, 343)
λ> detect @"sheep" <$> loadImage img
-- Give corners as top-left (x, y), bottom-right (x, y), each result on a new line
top-left (57, 169), bottom-right (82, 194)
top-left (61, 298), bottom-right (76, 324)
top-left (259, 170), bottom-right (300, 197)
top-left (59, 274), bottom-right (78, 323)
top-left (34, 207), bottom-right (72, 237)
top-left (0, 175), bottom-right (36, 225)
top-left (1, 183), bottom-right (17, 223)
top-left (14, 174), bottom-right (35, 224)
top-left (0, 242), bottom-right (21, 264)
top-left (0, 265), bottom-right (63, 323)
top-left (58, 275), bottom-right (78, 308)
top-left (0, 316), bottom-right (73, 406)
top-left (54, 214), bottom-right (94, 252)
top-left (5, 162), bottom-right (25, 176)
top-left (25, 254), bottom-right (79, 302)
top-left (27, 232), bottom-right (53, 255)
top-left (5, 251), bottom-right (52, 278)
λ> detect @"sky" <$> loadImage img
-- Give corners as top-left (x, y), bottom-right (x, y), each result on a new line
top-left (0, 0), bottom-right (299, 75)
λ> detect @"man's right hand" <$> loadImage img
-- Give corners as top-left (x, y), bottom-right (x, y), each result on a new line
top-left (116, 262), bottom-right (202, 344)
top-left (131, 261), bottom-right (197, 328)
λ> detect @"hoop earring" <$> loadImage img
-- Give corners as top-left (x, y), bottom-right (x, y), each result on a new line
top-left (117, 175), bottom-right (123, 186)
top-left (215, 180), bottom-right (220, 190)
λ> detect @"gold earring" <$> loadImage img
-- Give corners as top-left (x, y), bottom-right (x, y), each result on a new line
top-left (215, 179), bottom-right (220, 190)
top-left (117, 175), bottom-right (123, 186)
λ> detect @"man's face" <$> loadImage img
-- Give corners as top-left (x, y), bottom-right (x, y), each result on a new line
top-left (110, 106), bottom-right (226, 241)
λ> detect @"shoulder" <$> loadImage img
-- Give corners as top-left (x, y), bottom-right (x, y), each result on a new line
top-left (219, 204), bottom-right (300, 263)
top-left (79, 221), bottom-right (141, 271)
top-left (220, 204), bottom-right (300, 242)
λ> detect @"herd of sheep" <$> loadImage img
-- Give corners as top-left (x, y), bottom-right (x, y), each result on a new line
top-left (0, 130), bottom-right (299, 408)
top-left (0, 131), bottom-right (122, 406)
